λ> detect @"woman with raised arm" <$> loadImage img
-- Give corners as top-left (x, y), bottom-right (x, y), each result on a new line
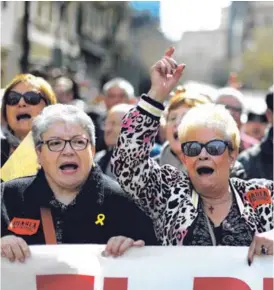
top-left (111, 48), bottom-right (274, 264)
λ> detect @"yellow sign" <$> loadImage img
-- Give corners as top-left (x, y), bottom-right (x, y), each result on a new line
top-left (0, 132), bottom-right (39, 182)
top-left (95, 214), bottom-right (105, 226)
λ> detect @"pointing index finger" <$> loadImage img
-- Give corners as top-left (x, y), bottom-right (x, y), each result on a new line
top-left (164, 47), bottom-right (175, 57)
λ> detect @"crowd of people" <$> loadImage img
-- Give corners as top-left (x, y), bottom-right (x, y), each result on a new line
top-left (1, 48), bottom-right (273, 265)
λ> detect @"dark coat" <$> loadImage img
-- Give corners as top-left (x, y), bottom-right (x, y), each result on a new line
top-left (1, 136), bottom-right (10, 168)
top-left (238, 126), bottom-right (273, 180)
top-left (1, 166), bottom-right (158, 246)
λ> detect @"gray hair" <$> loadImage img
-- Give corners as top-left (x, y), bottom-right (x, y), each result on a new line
top-left (102, 78), bottom-right (135, 99)
top-left (32, 104), bottom-right (96, 147)
top-left (215, 87), bottom-right (245, 110)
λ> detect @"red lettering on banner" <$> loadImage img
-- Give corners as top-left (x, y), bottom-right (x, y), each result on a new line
top-left (264, 278), bottom-right (274, 290)
top-left (36, 275), bottom-right (128, 290)
top-left (193, 277), bottom-right (251, 290)
top-left (104, 277), bottom-right (128, 290)
top-left (36, 274), bottom-right (95, 290)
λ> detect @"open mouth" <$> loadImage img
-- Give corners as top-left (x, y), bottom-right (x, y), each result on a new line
top-left (173, 132), bottom-right (179, 140)
top-left (59, 162), bottom-right (79, 173)
top-left (197, 166), bottom-right (214, 176)
top-left (16, 113), bottom-right (31, 121)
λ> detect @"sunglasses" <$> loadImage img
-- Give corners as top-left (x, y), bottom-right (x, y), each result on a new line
top-left (181, 139), bottom-right (233, 157)
top-left (6, 91), bottom-right (47, 106)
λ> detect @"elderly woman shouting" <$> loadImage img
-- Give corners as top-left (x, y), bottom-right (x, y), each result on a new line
top-left (1, 104), bottom-right (157, 263)
top-left (111, 48), bottom-right (274, 264)
top-left (1, 74), bottom-right (57, 167)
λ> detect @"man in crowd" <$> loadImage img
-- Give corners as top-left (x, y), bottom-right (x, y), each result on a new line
top-left (237, 87), bottom-right (273, 180)
top-left (215, 87), bottom-right (259, 152)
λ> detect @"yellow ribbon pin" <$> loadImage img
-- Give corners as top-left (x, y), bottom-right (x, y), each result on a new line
top-left (95, 214), bottom-right (105, 226)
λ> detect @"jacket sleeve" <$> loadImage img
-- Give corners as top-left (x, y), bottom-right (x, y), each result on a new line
top-left (255, 179), bottom-right (274, 232)
top-left (111, 94), bottom-right (185, 220)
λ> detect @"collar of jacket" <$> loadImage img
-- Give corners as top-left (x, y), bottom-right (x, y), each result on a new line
top-left (25, 165), bottom-right (106, 208)
top-left (181, 179), bottom-right (259, 233)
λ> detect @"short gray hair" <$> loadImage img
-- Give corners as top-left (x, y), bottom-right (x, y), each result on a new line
top-left (103, 78), bottom-right (134, 99)
top-left (32, 104), bottom-right (96, 147)
top-left (215, 87), bottom-right (245, 110)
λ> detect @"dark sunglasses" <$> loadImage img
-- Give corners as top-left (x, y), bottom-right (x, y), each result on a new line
top-left (181, 139), bottom-right (233, 157)
top-left (6, 91), bottom-right (47, 106)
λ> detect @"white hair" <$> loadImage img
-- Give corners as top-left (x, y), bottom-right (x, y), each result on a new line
top-left (103, 78), bottom-right (135, 99)
top-left (178, 103), bottom-right (241, 151)
top-left (32, 104), bottom-right (96, 147)
top-left (215, 87), bottom-right (245, 110)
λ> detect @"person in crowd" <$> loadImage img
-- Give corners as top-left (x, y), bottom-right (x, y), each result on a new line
top-left (53, 75), bottom-right (86, 110)
top-left (1, 74), bottom-right (57, 167)
top-left (242, 111), bottom-right (268, 141)
top-left (237, 87), bottom-right (273, 180)
top-left (155, 86), bottom-right (211, 171)
top-left (154, 86), bottom-right (246, 178)
top-left (95, 103), bottom-right (162, 179)
top-left (93, 77), bottom-right (137, 152)
top-left (1, 104), bottom-right (157, 263)
top-left (111, 48), bottom-right (273, 264)
top-left (102, 77), bottom-right (135, 112)
top-left (215, 87), bottom-right (259, 152)
top-left (95, 104), bottom-right (134, 179)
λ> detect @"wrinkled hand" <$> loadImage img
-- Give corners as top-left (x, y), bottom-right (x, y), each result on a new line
top-left (248, 231), bottom-right (273, 265)
top-left (1, 235), bottom-right (31, 263)
top-left (103, 236), bottom-right (145, 257)
top-left (148, 47), bottom-right (185, 103)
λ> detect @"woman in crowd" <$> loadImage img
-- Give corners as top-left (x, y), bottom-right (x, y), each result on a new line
top-left (1, 104), bottom-right (157, 263)
top-left (155, 86), bottom-right (211, 171)
top-left (1, 74), bottom-right (57, 167)
top-left (112, 48), bottom-right (273, 264)
top-left (155, 86), bottom-right (246, 178)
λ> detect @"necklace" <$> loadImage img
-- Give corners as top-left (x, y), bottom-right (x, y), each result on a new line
top-left (202, 190), bottom-right (232, 214)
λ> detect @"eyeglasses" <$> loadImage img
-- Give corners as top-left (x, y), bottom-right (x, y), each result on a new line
top-left (181, 139), bottom-right (233, 157)
top-left (40, 137), bottom-right (90, 152)
top-left (6, 91), bottom-right (47, 106)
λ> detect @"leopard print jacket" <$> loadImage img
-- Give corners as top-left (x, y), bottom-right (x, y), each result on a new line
top-left (111, 94), bottom-right (274, 245)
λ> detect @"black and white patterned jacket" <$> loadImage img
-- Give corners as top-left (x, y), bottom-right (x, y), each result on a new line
top-left (111, 94), bottom-right (274, 245)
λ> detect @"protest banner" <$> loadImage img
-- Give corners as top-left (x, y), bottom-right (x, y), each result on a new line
top-left (1, 245), bottom-right (273, 290)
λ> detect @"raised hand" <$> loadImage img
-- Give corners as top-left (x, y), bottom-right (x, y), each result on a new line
top-left (148, 47), bottom-right (185, 103)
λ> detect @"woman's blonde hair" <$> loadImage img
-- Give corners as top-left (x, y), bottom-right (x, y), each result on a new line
top-left (167, 86), bottom-right (212, 115)
top-left (178, 103), bottom-right (241, 151)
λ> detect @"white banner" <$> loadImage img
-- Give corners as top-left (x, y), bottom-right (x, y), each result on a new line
top-left (1, 245), bottom-right (273, 290)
